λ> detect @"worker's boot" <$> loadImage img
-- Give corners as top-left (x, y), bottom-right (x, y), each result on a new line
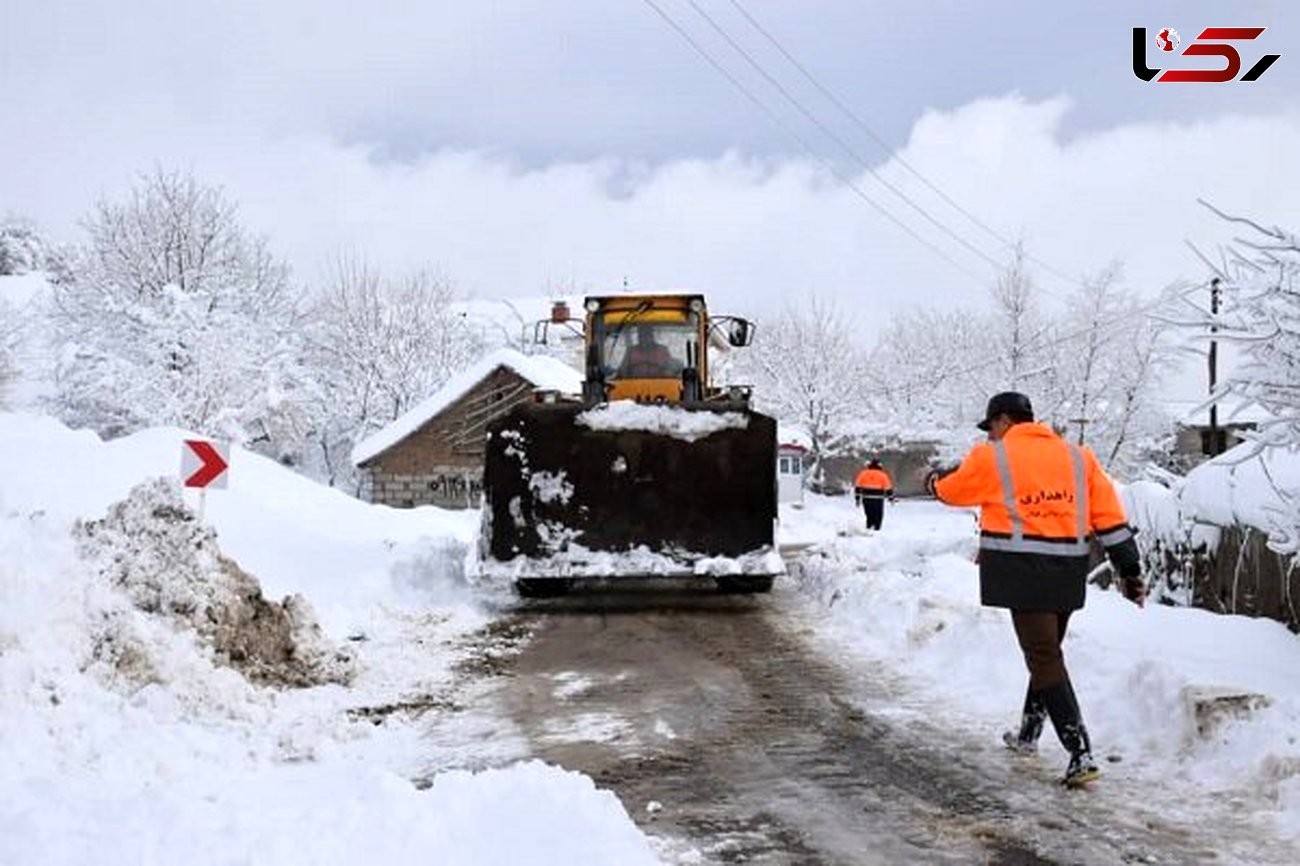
top-left (1041, 679), bottom-right (1100, 788)
top-left (1001, 686), bottom-right (1046, 754)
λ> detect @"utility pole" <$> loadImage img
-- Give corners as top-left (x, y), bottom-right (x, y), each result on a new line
top-left (1070, 417), bottom-right (1089, 446)
top-left (1208, 277), bottom-right (1221, 455)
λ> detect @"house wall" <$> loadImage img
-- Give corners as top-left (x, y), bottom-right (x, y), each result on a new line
top-left (1173, 424), bottom-right (1254, 462)
top-left (359, 367), bottom-right (536, 509)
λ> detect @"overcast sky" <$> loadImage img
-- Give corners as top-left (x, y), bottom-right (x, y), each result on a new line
top-left (3, 0), bottom-right (1298, 361)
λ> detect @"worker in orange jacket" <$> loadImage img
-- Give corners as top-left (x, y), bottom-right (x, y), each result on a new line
top-left (854, 458), bottom-right (894, 530)
top-left (924, 391), bottom-right (1144, 788)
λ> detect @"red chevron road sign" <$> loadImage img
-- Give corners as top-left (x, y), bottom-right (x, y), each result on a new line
top-left (181, 439), bottom-right (229, 489)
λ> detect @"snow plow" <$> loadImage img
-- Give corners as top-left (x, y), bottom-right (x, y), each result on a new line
top-left (478, 293), bottom-right (782, 597)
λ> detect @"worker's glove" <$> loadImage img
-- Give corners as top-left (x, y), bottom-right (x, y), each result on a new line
top-left (889, 495), bottom-right (898, 505)
top-left (923, 471), bottom-right (940, 498)
top-left (1120, 574), bottom-right (1147, 608)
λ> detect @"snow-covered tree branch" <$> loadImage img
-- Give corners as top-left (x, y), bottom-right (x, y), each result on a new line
top-left (732, 296), bottom-right (874, 486)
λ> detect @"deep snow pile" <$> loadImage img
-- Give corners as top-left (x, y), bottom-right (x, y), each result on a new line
top-left (783, 495), bottom-right (1300, 844)
top-left (74, 478), bottom-right (353, 689)
top-left (0, 412), bottom-right (663, 865)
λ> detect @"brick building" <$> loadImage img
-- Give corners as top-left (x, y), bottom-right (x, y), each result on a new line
top-left (352, 348), bottom-right (582, 509)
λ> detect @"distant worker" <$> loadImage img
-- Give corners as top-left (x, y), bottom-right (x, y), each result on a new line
top-left (924, 391), bottom-right (1144, 788)
top-left (853, 458), bottom-right (894, 531)
top-left (619, 324), bottom-right (679, 378)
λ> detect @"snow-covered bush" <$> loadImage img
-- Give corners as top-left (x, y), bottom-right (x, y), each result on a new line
top-left (0, 217), bottom-right (54, 276)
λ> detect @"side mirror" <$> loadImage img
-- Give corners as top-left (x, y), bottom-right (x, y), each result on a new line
top-left (727, 318), bottom-right (754, 347)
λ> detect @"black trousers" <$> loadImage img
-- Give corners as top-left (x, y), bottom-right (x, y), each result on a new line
top-left (861, 497), bottom-right (884, 530)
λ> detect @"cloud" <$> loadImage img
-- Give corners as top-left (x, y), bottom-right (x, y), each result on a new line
top-left (4, 91), bottom-right (1299, 347)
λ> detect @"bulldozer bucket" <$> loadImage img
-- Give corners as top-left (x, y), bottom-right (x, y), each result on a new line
top-left (478, 401), bottom-right (781, 582)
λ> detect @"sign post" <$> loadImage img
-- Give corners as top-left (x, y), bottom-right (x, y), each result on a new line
top-left (181, 439), bottom-right (230, 519)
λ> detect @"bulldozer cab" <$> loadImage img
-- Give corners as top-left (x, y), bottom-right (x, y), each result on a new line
top-left (586, 294), bottom-right (708, 404)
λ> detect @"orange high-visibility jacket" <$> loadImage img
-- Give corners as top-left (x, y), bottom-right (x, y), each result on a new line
top-left (934, 422), bottom-right (1139, 610)
top-left (854, 467), bottom-right (893, 498)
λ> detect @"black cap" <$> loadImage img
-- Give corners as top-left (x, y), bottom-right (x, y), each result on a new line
top-left (977, 391), bottom-right (1034, 431)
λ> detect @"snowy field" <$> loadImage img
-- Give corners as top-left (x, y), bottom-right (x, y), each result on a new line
top-left (4, 410), bottom-right (1300, 863)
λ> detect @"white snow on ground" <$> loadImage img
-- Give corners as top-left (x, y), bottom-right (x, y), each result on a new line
top-left (781, 494), bottom-right (1300, 845)
top-left (576, 401), bottom-right (749, 441)
top-left (0, 411), bottom-right (663, 866)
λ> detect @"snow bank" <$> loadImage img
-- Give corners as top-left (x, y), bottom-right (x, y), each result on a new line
top-left (0, 412), bottom-right (481, 634)
top-left (0, 412), bottom-right (664, 865)
top-left (74, 478), bottom-right (353, 688)
top-left (1122, 442), bottom-right (1300, 555)
top-left (577, 401), bottom-right (748, 441)
top-left (6, 760), bottom-right (659, 866)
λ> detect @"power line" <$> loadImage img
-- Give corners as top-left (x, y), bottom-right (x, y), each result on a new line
top-left (638, 0), bottom-right (989, 283)
top-left (725, 0), bottom-right (1010, 250)
top-left (683, 0), bottom-right (1005, 273)
top-left (720, 0), bottom-right (1091, 297)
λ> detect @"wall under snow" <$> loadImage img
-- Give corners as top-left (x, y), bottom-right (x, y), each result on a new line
top-left (1123, 464), bottom-right (1300, 631)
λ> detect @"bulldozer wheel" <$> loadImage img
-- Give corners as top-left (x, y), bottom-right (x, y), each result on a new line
top-left (716, 575), bottom-right (774, 594)
top-left (515, 578), bottom-right (574, 598)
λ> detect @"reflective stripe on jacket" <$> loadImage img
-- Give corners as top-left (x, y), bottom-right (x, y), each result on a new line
top-left (854, 467), bottom-right (893, 498)
top-left (934, 422), bottom-right (1139, 610)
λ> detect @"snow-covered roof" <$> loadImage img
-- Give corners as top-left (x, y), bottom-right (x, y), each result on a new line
top-left (1169, 395), bottom-right (1274, 427)
top-left (352, 349), bottom-right (583, 467)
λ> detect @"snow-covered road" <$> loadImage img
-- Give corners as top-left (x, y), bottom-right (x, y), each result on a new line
top-left (476, 571), bottom-right (1281, 864)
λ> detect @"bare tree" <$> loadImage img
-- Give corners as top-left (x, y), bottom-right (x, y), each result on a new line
top-left (1107, 315), bottom-right (1173, 467)
top-left (733, 295), bottom-right (873, 487)
top-left (870, 306), bottom-right (985, 429)
top-left (1060, 263), bottom-right (1126, 445)
top-left (989, 245), bottom-right (1044, 391)
top-left (306, 255), bottom-right (484, 487)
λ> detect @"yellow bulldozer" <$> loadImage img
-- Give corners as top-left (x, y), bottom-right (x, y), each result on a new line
top-left (478, 292), bottom-right (782, 597)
